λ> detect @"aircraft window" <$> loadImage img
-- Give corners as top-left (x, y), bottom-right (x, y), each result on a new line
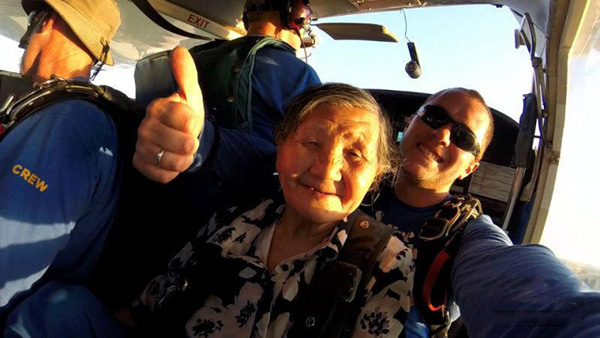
top-left (540, 2), bottom-right (600, 291)
top-left (0, 36), bottom-right (20, 73)
top-left (309, 5), bottom-right (532, 121)
top-left (94, 66), bottom-right (135, 97)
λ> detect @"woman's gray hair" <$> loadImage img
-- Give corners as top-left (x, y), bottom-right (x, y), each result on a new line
top-left (274, 83), bottom-right (397, 188)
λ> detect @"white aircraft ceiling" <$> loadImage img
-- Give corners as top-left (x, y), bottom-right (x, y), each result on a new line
top-left (0, 0), bottom-right (552, 67)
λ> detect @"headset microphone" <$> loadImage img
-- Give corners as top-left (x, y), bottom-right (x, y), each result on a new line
top-left (302, 29), bottom-right (318, 48)
top-left (405, 42), bottom-right (422, 79)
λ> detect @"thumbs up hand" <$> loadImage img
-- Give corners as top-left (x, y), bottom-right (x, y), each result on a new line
top-left (133, 46), bottom-right (205, 183)
top-left (168, 46), bottom-right (204, 132)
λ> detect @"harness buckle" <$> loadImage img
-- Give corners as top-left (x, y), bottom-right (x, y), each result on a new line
top-left (0, 94), bottom-right (15, 116)
top-left (418, 195), bottom-right (482, 242)
top-left (36, 76), bottom-right (67, 90)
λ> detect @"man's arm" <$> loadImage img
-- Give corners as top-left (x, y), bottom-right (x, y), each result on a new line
top-left (452, 216), bottom-right (600, 337)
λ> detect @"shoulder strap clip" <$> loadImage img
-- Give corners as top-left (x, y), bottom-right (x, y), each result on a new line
top-left (415, 194), bottom-right (483, 334)
top-left (419, 195), bottom-right (482, 242)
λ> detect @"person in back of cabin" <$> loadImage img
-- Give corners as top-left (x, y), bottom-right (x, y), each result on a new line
top-left (93, 0), bottom-right (321, 310)
top-left (117, 81), bottom-right (414, 338)
top-left (0, 0), bottom-right (123, 335)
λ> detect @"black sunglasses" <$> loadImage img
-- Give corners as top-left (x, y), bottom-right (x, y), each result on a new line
top-left (18, 10), bottom-right (50, 49)
top-left (417, 104), bottom-right (481, 157)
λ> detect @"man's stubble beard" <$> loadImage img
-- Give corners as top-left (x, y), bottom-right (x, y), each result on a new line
top-left (397, 152), bottom-right (454, 191)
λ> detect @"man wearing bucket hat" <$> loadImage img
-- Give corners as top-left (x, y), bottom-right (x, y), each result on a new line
top-left (0, 0), bottom-right (124, 334)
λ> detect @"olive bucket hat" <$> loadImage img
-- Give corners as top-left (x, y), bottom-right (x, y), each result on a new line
top-left (22, 0), bottom-right (121, 65)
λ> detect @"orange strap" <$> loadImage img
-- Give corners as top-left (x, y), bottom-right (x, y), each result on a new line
top-left (423, 251), bottom-right (451, 312)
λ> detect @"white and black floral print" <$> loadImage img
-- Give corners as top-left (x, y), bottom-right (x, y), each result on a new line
top-left (138, 199), bottom-right (414, 338)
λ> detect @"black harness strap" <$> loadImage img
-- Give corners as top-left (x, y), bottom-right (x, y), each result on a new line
top-left (288, 210), bottom-right (396, 338)
top-left (0, 77), bottom-right (143, 143)
top-left (414, 195), bottom-right (482, 338)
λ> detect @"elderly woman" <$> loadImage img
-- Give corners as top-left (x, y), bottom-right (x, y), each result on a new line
top-left (126, 83), bottom-right (413, 337)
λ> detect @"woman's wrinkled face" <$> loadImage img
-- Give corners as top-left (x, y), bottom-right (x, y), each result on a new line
top-left (276, 104), bottom-right (381, 224)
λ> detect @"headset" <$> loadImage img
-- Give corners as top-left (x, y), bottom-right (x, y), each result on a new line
top-left (243, 0), bottom-right (312, 31)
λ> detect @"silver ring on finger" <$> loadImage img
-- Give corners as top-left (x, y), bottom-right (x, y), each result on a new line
top-left (156, 149), bottom-right (165, 166)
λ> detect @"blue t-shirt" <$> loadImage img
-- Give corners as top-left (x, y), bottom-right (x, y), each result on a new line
top-left (380, 194), bottom-right (445, 244)
top-left (0, 99), bottom-right (120, 314)
top-left (364, 189), bottom-right (448, 338)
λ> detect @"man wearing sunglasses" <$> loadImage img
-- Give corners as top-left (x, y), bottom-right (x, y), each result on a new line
top-left (0, 0), bottom-right (123, 335)
top-left (365, 88), bottom-right (600, 338)
top-left (360, 87), bottom-right (492, 337)
top-left (399, 88), bottom-right (492, 200)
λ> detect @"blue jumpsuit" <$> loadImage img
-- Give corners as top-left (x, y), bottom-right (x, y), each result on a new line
top-left (1, 98), bottom-right (122, 334)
